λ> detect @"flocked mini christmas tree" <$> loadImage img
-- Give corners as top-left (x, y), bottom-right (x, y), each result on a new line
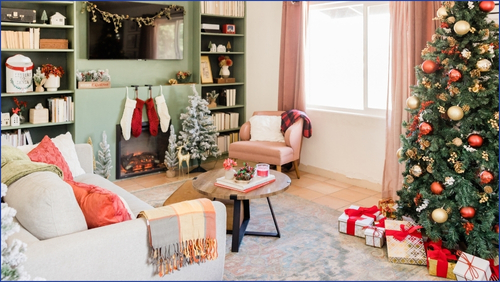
top-left (177, 85), bottom-right (220, 172)
top-left (164, 124), bottom-right (179, 169)
top-left (396, 1), bottom-right (499, 259)
top-left (95, 131), bottom-right (113, 179)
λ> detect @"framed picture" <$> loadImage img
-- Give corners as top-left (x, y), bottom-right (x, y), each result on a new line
top-left (200, 56), bottom-right (213, 84)
top-left (222, 24), bottom-right (235, 34)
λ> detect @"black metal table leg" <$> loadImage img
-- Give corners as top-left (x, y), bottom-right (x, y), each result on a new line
top-left (245, 197), bottom-right (280, 237)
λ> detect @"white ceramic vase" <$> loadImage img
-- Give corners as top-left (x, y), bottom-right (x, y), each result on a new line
top-left (44, 74), bottom-right (60, 91)
top-left (219, 66), bottom-right (230, 78)
top-left (225, 169), bottom-right (235, 180)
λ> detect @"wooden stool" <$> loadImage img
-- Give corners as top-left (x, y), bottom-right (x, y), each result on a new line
top-left (162, 180), bottom-right (242, 230)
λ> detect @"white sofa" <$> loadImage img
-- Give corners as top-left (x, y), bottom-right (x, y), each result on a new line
top-left (3, 143), bottom-right (227, 281)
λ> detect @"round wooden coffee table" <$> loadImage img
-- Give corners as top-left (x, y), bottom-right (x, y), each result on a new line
top-left (192, 168), bottom-right (291, 252)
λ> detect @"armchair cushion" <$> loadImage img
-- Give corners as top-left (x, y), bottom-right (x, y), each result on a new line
top-left (249, 115), bottom-right (285, 142)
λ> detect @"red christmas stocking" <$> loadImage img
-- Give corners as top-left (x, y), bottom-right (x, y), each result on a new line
top-left (131, 98), bottom-right (145, 138)
top-left (145, 98), bottom-right (159, 136)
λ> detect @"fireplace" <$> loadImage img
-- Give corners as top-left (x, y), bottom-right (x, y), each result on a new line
top-left (115, 122), bottom-right (169, 179)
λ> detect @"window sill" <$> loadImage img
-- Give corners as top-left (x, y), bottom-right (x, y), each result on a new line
top-left (306, 105), bottom-right (386, 119)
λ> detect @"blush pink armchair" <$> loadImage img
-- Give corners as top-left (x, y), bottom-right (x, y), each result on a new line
top-left (228, 111), bottom-right (303, 179)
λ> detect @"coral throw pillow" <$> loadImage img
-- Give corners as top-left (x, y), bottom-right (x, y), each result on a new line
top-left (27, 135), bottom-right (74, 181)
top-left (67, 180), bottom-right (132, 228)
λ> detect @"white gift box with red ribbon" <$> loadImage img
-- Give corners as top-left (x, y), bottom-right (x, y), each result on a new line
top-left (338, 205), bottom-right (380, 238)
top-left (6, 54), bottom-right (33, 93)
top-left (453, 251), bottom-right (492, 281)
top-left (364, 226), bottom-right (385, 248)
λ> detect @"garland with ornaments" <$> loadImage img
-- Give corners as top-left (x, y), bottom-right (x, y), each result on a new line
top-left (81, 1), bottom-right (185, 33)
top-left (396, 1), bottom-right (499, 260)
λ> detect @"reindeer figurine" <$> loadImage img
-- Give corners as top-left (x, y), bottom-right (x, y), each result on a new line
top-left (176, 146), bottom-right (190, 176)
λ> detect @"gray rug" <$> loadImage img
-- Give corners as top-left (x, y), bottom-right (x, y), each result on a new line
top-left (131, 182), bottom-right (447, 281)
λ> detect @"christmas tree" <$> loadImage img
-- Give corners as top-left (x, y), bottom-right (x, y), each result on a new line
top-left (95, 131), bottom-right (113, 179)
top-left (164, 124), bottom-right (179, 169)
top-left (396, 1), bottom-right (499, 259)
top-left (177, 85), bottom-right (220, 171)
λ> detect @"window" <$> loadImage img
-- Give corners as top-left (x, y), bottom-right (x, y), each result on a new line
top-left (306, 1), bottom-right (390, 117)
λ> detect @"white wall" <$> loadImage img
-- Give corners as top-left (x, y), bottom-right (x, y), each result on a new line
top-left (246, 2), bottom-right (386, 190)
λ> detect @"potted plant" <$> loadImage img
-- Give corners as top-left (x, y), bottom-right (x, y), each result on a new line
top-left (223, 158), bottom-right (237, 180)
top-left (41, 64), bottom-right (64, 91)
top-left (176, 71), bottom-right (192, 83)
top-left (218, 56), bottom-right (233, 78)
top-left (33, 67), bottom-right (46, 92)
top-left (76, 69), bottom-right (111, 89)
top-left (12, 97), bottom-right (27, 124)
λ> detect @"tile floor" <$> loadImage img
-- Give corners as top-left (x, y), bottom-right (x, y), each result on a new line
top-left (114, 160), bottom-right (381, 212)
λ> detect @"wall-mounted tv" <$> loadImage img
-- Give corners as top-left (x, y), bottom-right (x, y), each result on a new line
top-left (87, 1), bottom-right (184, 60)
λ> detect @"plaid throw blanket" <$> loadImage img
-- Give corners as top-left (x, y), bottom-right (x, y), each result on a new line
top-left (281, 109), bottom-right (312, 138)
top-left (138, 198), bottom-right (217, 277)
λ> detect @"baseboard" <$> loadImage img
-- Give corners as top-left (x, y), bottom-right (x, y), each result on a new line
top-left (297, 164), bottom-right (382, 192)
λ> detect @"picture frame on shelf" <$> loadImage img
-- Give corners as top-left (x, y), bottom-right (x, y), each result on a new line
top-left (223, 24), bottom-right (236, 34)
top-left (200, 56), bottom-right (213, 84)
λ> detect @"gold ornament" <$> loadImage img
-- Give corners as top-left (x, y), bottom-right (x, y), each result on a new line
top-left (482, 151), bottom-right (489, 161)
top-left (452, 138), bottom-right (463, 146)
top-left (168, 79), bottom-right (178, 85)
top-left (484, 186), bottom-right (493, 194)
top-left (479, 193), bottom-right (489, 204)
top-left (450, 86), bottom-right (460, 96)
top-left (447, 37), bottom-right (457, 47)
top-left (437, 7), bottom-right (448, 18)
top-left (481, 29), bottom-right (490, 39)
top-left (477, 59), bottom-right (492, 72)
top-left (479, 44), bottom-right (490, 54)
top-left (406, 148), bottom-right (417, 159)
top-left (421, 77), bottom-right (432, 89)
top-left (446, 207), bottom-right (452, 214)
top-left (470, 69), bottom-right (481, 78)
top-left (438, 93), bottom-right (448, 101)
top-left (442, 58), bottom-right (449, 66)
top-left (405, 175), bottom-right (415, 184)
top-left (447, 106), bottom-right (464, 121)
top-left (447, 16), bottom-right (456, 24)
top-left (421, 47), bottom-right (431, 56)
top-left (454, 20), bottom-right (471, 36)
top-left (461, 105), bottom-right (470, 112)
top-left (421, 139), bottom-right (431, 148)
top-left (397, 147), bottom-right (403, 158)
top-left (438, 106), bottom-right (446, 114)
top-left (454, 161), bottom-right (465, 173)
top-left (434, 83), bottom-right (442, 89)
top-left (410, 165), bottom-right (423, 177)
top-left (406, 96), bottom-right (420, 109)
top-left (495, 112), bottom-right (499, 120)
top-left (443, 1), bottom-right (455, 8)
top-left (432, 208), bottom-right (448, 223)
top-left (427, 165), bottom-right (433, 173)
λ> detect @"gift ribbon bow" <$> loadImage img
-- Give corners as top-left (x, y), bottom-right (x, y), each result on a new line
top-left (362, 226), bottom-right (384, 246)
top-left (344, 206), bottom-right (379, 235)
top-left (385, 224), bottom-right (422, 241)
top-left (457, 251), bottom-right (488, 281)
top-left (488, 258), bottom-right (499, 281)
top-left (426, 240), bottom-right (457, 278)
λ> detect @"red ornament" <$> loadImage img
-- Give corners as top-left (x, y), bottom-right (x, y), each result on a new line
top-left (430, 182), bottom-right (444, 195)
top-left (421, 60), bottom-right (438, 74)
top-left (463, 222), bottom-right (474, 235)
top-left (414, 193), bottom-right (422, 205)
top-left (419, 122), bottom-right (433, 135)
top-left (494, 224), bottom-right (499, 233)
top-left (448, 69), bottom-right (462, 82)
top-left (460, 207), bottom-right (476, 219)
top-left (480, 171), bottom-right (494, 184)
top-left (468, 134), bottom-right (484, 148)
top-left (479, 1), bottom-right (496, 12)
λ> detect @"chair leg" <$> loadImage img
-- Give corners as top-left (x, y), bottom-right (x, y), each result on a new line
top-left (276, 165), bottom-right (281, 172)
top-left (293, 160), bottom-right (300, 179)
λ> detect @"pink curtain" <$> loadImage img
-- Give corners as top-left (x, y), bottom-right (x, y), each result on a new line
top-left (278, 1), bottom-right (308, 112)
top-left (382, 2), bottom-right (440, 200)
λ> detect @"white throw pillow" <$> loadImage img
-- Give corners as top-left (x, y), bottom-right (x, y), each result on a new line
top-left (249, 115), bottom-right (285, 142)
top-left (17, 132), bottom-right (86, 178)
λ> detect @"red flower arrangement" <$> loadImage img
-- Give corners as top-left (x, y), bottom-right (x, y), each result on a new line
top-left (218, 56), bottom-right (233, 67)
top-left (41, 64), bottom-right (64, 78)
top-left (223, 158), bottom-right (237, 170)
top-left (12, 97), bottom-right (27, 115)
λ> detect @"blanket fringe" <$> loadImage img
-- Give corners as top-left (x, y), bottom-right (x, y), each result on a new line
top-left (151, 238), bottom-right (218, 276)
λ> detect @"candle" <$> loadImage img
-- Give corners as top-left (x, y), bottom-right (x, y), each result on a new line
top-left (256, 163), bottom-right (269, 177)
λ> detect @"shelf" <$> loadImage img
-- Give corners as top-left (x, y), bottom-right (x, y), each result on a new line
top-left (1, 49), bottom-right (74, 53)
top-left (209, 104), bottom-right (244, 111)
top-left (201, 52), bottom-right (244, 55)
top-left (1, 121), bottom-right (74, 131)
top-left (201, 14), bottom-right (244, 19)
top-left (201, 82), bottom-right (244, 87)
top-left (201, 32), bottom-right (244, 37)
top-left (2, 90), bottom-right (75, 97)
top-left (1, 22), bottom-right (74, 29)
top-left (218, 127), bottom-right (241, 133)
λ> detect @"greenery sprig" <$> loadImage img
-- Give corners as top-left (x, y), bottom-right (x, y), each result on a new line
top-left (82, 1), bottom-right (185, 33)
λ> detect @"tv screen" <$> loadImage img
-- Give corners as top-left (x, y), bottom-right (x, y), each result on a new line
top-left (87, 1), bottom-right (184, 60)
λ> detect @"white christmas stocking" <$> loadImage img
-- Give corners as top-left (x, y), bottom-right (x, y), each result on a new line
top-left (155, 86), bottom-right (171, 133)
top-left (120, 87), bottom-right (137, 140)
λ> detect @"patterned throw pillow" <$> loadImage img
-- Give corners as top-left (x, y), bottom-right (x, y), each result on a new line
top-left (27, 135), bottom-right (74, 181)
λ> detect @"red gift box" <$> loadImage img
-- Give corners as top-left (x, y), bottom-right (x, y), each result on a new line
top-left (425, 240), bottom-right (457, 279)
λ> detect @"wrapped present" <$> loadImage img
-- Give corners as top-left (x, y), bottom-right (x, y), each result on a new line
top-left (378, 198), bottom-right (397, 218)
top-left (453, 251), bottom-right (492, 281)
top-left (385, 220), bottom-right (427, 265)
top-left (488, 256), bottom-right (499, 281)
top-left (338, 205), bottom-right (379, 238)
top-left (364, 226), bottom-right (385, 248)
top-left (426, 240), bottom-right (457, 280)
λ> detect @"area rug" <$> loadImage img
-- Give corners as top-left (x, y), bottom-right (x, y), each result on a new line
top-left (131, 182), bottom-right (446, 281)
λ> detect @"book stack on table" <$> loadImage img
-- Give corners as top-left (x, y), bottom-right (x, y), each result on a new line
top-left (215, 174), bottom-right (276, 192)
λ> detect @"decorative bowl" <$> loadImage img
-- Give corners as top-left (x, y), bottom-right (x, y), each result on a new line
top-left (234, 179), bottom-right (251, 184)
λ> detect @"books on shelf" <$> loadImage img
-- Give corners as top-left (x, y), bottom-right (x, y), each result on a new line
top-left (212, 112), bottom-right (239, 131)
top-left (1, 28), bottom-right (39, 49)
top-left (47, 96), bottom-right (74, 123)
top-left (225, 89), bottom-right (236, 106)
top-left (215, 174), bottom-right (276, 192)
top-left (216, 132), bottom-right (239, 153)
top-left (1, 129), bottom-right (32, 147)
top-left (200, 1), bottom-right (245, 17)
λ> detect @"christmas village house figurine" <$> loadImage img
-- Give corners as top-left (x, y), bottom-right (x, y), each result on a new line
top-left (50, 12), bottom-right (65, 25)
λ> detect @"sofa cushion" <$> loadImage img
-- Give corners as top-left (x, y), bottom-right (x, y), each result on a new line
top-left (27, 135), bottom-right (73, 181)
top-left (18, 132), bottom-right (86, 178)
top-left (4, 171), bottom-right (88, 240)
top-left (67, 180), bottom-right (132, 228)
top-left (249, 115), bottom-right (285, 142)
